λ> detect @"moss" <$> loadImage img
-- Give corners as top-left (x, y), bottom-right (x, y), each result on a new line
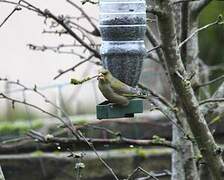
top-left (152, 135), bottom-right (166, 144)
top-left (135, 147), bottom-right (147, 159)
top-left (118, 147), bottom-right (171, 157)
top-left (195, 154), bottom-right (203, 162)
top-left (53, 151), bottom-right (61, 155)
top-left (70, 77), bottom-right (92, 85)
top-left (74, 119), bottom-right (88, 126)
top-left (0, 119), bottom-right (43, 135)
top-left (31, 150), bottom-right (44, 157)
top-left (0, 109), bottom-right (37, 122)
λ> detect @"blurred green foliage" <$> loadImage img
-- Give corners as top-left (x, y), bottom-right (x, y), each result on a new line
top-left (199, 2), bottom-right (224, 65)
top-left (0, 108), bottom-right (37, 122)
top-left (0, 119), bottom-right (43, 135)
top-left (199, 2), bottom-right (224, 93)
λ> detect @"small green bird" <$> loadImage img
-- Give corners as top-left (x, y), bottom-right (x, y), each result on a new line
top-left (97, 69), bottom-right (149, 106)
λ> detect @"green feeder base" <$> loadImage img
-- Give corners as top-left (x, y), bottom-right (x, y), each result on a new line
top-left (96, 99), bottom-right (143, 119)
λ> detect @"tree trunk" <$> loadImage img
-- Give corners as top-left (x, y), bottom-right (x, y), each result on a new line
top-left (155, 1), bottom-right (224, 179)
top-left (172, 3), bottom-right (199, 180)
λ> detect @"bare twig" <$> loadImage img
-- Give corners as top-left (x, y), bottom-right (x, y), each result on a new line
top-left (199, 98), bottom-right (224, 106)
top-left (0, 0), bottom-right (21, 29)
top-left (136, 170), bottom-right (171, 180)
top-left (53, 55), bottom-right (94, 80)
top-left (147, 45), bottom-right (161, 55)
top-left (77, 130), bottom-right (119, 180)
top-left (0, 78), bottom-right (70, 119)
top-left (66, 0), bottom-right (100, 36)
top-left (172, 0), bottom-right (199, 4)
top-left (0, 92), bottom-right (80, 139)
top-left (0, 0), bottom-right (100, 58)
top-left (197, 75), bottom-right (224, 89)
top-left (42, 9), bottom-right (100, 58)
top-left (81, 0), bottom-right (98, 5)
top-left (0, 0), bottom-right (41, 13)
top-left (146, 53), bottom-right (160, 64)
top-left (0, 78), bottom-right (121, 179)
top-left (145, 27), bottom-right (173, 98)
top-left (179, 16), bottom-right (224, 48)
top-left (127, 167), bottom-right (159, 180)
top-left (70, 75), bottom-right (98, 85)
top-left (26, 130), bottom-right (176, 149)
top-left (68, 20), bottom-right (97, 36)
top-left (138, 83), bottom-right (174, 109)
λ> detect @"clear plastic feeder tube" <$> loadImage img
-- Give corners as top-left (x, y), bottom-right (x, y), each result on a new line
top-left (99, 0), bottom-right (147, 87)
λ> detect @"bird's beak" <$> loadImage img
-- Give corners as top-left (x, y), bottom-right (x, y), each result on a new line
top-left (97, 73), bottom-right (104, 80)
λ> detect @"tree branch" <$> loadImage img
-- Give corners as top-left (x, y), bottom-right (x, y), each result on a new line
top-left (0, 0), bottom-right (21, 29)
top-left (155, 1), bottom-right (224, 179)
top-left (196, 75), bottom-right (224, 89)
top-left (26, 131), bottom-right (176, 149)
top-left (199, 98), bottom-right (224, 105)
top-left (191, 0), bottom-right (213, 16)
top-left (0, 1), bottom-right (101, 58)
top-left (53, 55), bottom-right (94, 80)
top-left (201, 82), bottom-right (224, 118)
top-left (179, 16), bottom-right (224, 48)
top-left (66, 0), bottom-right (100, 37)
top-left (42, 9), bottom-right (100, 58)
top-left (0, 92), bottom-right (80, 139)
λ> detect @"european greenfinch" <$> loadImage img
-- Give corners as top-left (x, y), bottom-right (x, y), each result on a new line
top-left (97, 69), bottom-right (149, 106)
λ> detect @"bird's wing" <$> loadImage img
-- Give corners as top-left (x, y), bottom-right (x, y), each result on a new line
top-left (98, 80), bottom-right (129, 105)
top-left (110, 77), bottom-right (141, 95)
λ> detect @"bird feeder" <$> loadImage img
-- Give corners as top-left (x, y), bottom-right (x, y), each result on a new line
top-left (97, 0), bottom-right (146, 119)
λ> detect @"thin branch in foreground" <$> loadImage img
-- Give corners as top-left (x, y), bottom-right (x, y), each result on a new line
top-left (0, 81), bottom-right (119, 179)
top-left (81, 0), bottom-right (98, 5)
top-left (179, 15), bottom-right (224, 48)
top-left (0, 1), bottom-right (101, 58)
top-left (172, 0), bottom-right (199, 4)
top-left (42, 9), bottom-right (101, 58)
top-left (145, 27), bottom-right (162, 61)
top-left (146, 45), bottom-right (161, 55)
top-left (27, 43), bottom-right (100, 60)
top-left (70, 75), bottom-right (98, 85)
top-left (53, 55), bottom-right (94, 80)
top-left (26, 130), bottom-right (176, 149)
top-left (197, 75), bottom-right (224, 89)
top-left (0, 0), bottom-right (22, 29)
top-left (127, 167), bottom-right (159, 180)
top-left (137, 83), bottom-right (174, 109)
top-left (0, 92), bottom-right (80, 139)
top-left (0, 78), bottom-right (70, 120)
top-left (28, 129), bottom-right (120, 180)
top-left (27, 130), bottom-right (175, 180)
top-left (146, 53), bottom-right (160, 64)
top-left (155, 107), bottom-right (186, 137)
top-left (136, 170), bottom-right (172, 180)
top-left (0, 0), bottom-right (40, 13)
top-left (199, 98), bottom-right (224, 106)
top-left (76, 130), bottom-right (119, 180)
top-left (66, 0), bottom-right (100, 36)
